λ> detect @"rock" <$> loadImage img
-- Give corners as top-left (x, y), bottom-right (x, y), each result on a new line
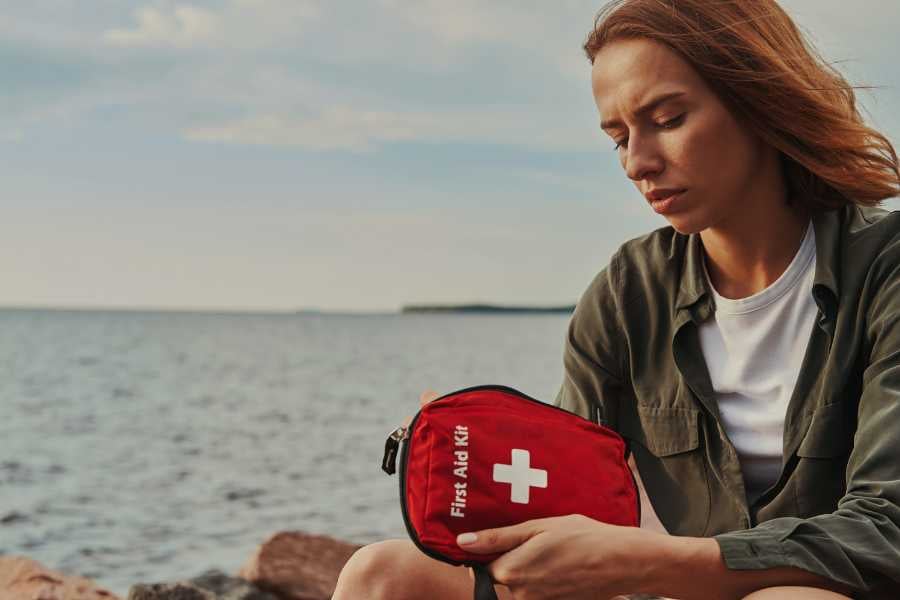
top-left (239, 532), bottom-right (363, 600)
top-left (0, 555), bottom-right (120, 600)
top-left (128, 569), bottom-right (277, 600)
top-left (127, 584), bottom-right (214, 600)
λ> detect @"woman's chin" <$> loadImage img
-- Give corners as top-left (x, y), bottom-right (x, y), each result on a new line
top-left (665, 215), bottom-right (705, 236)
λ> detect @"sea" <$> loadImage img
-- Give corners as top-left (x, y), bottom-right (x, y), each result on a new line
top-left (0, 309), bottom-right (571, 596)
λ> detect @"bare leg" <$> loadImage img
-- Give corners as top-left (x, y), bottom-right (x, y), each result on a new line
top-left (742, 587), bottom-right (852, 599)
top-left (332, 538), bottom-right (514, 600)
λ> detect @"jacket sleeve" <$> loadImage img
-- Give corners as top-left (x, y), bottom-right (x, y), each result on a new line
top-left (714, 251), bottom-right (900, 595)
top-left (553, 253), bottom-right (630, 431)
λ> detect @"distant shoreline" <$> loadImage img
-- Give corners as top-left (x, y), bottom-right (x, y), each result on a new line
top-left (0, 305), bottom-right (575, 316)
top-left (401, 303), bottom-right (575, 314)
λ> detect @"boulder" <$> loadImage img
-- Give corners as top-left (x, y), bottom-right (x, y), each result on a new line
top-left (238, 532), bottom-right (363, 600)
top-left (0, 555), bottom-right (120, 600)
top-left (127, 569), bottom-right (276, 600)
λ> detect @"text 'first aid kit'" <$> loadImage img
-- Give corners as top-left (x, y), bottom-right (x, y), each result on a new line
top-left (381, 384), bottom-right (640, 600)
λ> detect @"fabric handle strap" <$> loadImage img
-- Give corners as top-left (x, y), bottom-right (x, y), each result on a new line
top-left (472, 563), bottom-right (498, 600)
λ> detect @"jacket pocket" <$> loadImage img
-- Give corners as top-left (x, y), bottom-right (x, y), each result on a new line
top-left (628, 404), bottom-right (701, 456)
top-left (620, 404), bottom-right (710, 536)
top-left (794, 402), bottom-right (855, 516)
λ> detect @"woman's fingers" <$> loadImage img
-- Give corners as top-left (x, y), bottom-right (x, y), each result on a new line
top-left (419, 389), bottom-right (440, 407)
top-left (400, 390), bottom-right (440, 429)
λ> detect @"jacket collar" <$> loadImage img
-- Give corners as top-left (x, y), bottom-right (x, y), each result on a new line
top-left (673, 231), bottom-right (711, 316)
top-left (673, 207), bottom-right (844, 322)
top-left (809, 207), bottom-right (842, 323)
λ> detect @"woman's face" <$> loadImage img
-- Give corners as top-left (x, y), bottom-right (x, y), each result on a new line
top-left (591, 36), bottom-right (770, 234)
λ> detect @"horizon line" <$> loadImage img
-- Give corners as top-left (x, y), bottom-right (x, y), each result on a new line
top-left (0, 302), bottom-right (576, 316)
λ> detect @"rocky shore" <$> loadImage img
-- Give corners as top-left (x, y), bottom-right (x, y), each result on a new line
top-left (2, 531), bottom-right (665, 600)
top-left (0, 531), bottom-right (362, 600)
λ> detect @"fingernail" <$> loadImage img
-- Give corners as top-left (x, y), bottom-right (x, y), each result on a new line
top-left (457, 532), bottom-right (477, 545)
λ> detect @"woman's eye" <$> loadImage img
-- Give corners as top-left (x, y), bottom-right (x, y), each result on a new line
top-left (613, 114), bottom-right (684, 151)
top-left (658, 114), bottom-right (685, 129)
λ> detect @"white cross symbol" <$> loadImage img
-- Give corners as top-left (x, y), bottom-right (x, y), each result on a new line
top-left (492, 448), bottom-right (548, 504)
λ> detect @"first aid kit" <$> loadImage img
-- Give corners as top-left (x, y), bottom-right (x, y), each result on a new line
top-left (381, 384), bottom-right (641, 600)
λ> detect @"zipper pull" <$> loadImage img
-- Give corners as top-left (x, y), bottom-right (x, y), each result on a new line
top-left (594, 404), bottom-right (609, 428)
top-left (382, 425), bottom-right (408, 475)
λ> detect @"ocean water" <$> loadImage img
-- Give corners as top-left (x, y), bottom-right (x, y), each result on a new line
top-left (0, 309), bottom-right (570, 596)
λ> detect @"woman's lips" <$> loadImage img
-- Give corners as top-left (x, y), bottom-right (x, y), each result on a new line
top-left (650, 190), bottom-right (685, 215)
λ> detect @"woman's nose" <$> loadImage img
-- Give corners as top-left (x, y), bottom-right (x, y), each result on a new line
top-left (624, 135), bottom-right (664, 182)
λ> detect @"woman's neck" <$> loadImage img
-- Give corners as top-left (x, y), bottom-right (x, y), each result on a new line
top-left (700, 193), bottom-right (811, 300)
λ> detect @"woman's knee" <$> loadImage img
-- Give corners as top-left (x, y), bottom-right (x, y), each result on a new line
top-left (334, 539), bottom-right (410, 597)
top-left (742, 586), bottom-right (853, 600)
top-left (334, 538), bottom-right (488, 600)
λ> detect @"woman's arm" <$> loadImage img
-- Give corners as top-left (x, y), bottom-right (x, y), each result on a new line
top-left (555, 242), bottom-right (900, 597)
top-left (455, 514), bottom-right (857, 599)
top-left (554, 254), bottom-right (629, 428)
top-left (707, 251), bottom-right (900, 596)
top-left (644, 533), bottom-right (856, 599)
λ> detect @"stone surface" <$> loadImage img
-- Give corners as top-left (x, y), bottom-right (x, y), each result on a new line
top-left (127, 584), bottom-right (214, 600)
top-left (127, 569), bottom-right (277, 600)
top-left (0, 555), bottom-right (120, 600)
top-left (239, 532), bottom-right (363, 600)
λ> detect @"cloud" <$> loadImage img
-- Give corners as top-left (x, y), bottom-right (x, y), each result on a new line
top-left (3, 1), bottom-right (895, 158)
top-left (184, 109), bottom-right (420, 152)
top-left (182, 104), bottom-right (599, 152)
top-left (0, 3), bottom-right (632, 154)
top-left (103, 5), bottom-right (219, 48)
top-left (378, 0), bottom-right (521, 45)
top-left (102, 0), bottom-right (318, 49)
top-left (373, 0), bottom-right (595, 80)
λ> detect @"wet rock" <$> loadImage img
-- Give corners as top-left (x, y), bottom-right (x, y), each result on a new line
top-left (128, 569), bottom-right (276, 600)
top-left (0, 555), bottom-right (119, 600)
top-left (239, 531), bottom-right (363, 600)
top-left (128, 584), bottom-right (213, 600)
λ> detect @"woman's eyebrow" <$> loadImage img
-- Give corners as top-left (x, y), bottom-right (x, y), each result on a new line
top-left (600, 91), bottom-right (687, 130)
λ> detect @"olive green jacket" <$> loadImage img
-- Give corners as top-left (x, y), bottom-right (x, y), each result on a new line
top-left (554, 203), bottom-right (900, 598)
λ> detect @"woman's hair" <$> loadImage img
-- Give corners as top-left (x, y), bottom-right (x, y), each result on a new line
top-left (583, 0), bottom-right (900, 211)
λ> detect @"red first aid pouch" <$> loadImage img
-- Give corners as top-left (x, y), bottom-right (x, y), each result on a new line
top-left (381, 384), bottom-right (640, 600)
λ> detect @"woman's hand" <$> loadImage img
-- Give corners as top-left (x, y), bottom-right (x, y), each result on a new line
top-left (401, 389), bottom-right (440, 428)
top-left (458, 514), bottom-right (665, 600)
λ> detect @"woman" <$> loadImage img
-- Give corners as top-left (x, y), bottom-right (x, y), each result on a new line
top-left (333, 1), bottom-right (900, 598)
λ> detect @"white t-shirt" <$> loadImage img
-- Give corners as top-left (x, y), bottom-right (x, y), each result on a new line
top-left (698, 221), bottom-right (818, 505)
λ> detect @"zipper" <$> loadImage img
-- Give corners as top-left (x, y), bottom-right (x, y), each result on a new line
top-left (381, 425), bottom-right (408, 475)
top-left (429, 383), bottom-right (615, 430)
top-left (380, 383), bottom-right (641, 565)
top-left (624, 440), bottom-right (642, 526)
top-left (381, 383), bottom-right (611, 475)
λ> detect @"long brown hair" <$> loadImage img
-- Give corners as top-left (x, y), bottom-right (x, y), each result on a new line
top-left (583, 0), bottom-right (899, 210)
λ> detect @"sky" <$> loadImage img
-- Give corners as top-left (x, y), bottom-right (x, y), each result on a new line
top-left (2, 0), bottom-right (899, 313)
